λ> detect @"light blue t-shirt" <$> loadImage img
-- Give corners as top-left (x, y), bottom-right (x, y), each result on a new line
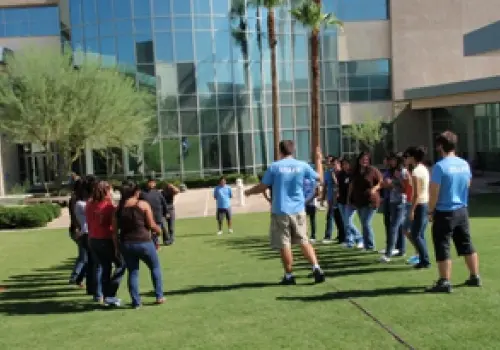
top-left (431, 156), bottom-right (471, 211)
top-left (214, 185), bottom-right (232, 209)
top-left (324, 169), bottom-right (337, 203)
top-left (303, 178), bottom-right (317, 206)
top-left (262, 158), bottom-right (319, 215)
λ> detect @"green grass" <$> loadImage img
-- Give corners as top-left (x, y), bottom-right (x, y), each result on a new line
top-left (1, 194), bottom-right (500, 349)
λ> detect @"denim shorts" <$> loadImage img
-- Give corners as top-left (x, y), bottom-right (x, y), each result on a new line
top-left (402, 202), bottom-right (413, 232)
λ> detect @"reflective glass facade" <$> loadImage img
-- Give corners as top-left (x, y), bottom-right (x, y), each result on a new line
top-left (0, 6), bottom-right (60, 37)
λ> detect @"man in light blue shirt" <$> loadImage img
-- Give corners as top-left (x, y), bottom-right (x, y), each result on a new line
top-left (427, 131), bottom-right (480, 293)
top-left (214, 176), bottom-right (233, 235)
top-left (245, 140), bottom-right (325, 285)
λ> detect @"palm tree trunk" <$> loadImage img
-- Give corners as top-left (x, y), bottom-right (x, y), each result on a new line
top-left (256, 7), bottom-right (267, 165)
top-left (268, 9), bottom-right (280, 161)
top-left (310, 28), bottom-right (320, 165)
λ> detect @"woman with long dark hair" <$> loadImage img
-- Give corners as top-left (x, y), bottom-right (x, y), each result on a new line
top-left (117, 181), bottom-right (164, 308)
top-left (86, 181), bottom-right (125, 306)
top-left (347, 152), bottom-right (382, 251)
top-left (161, 182), bottom-right (180, 245)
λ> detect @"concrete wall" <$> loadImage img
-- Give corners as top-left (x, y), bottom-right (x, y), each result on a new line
top-left (0, 36), bottom-right (60, 51)
top-left (393, 104), bottom-right (433, 156)
top-left (390, 0), bottom-right (500, 100)
top-left (0, 0), bottom-right (57, 6)
top-left (337, 21), bottom-right (391, 61)
top-left (340, 101), bottom-right (393, 125)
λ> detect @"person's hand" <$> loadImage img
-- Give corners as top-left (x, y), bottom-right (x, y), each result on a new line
top-left (409, 210), bottom-right (415, 222)
top-left (383, 178), bottom-right (392, 187)
top-left (315, 146), bottom-right (323, 163)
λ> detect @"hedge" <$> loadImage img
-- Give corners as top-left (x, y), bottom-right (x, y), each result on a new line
top-left (107, 173), bottom-right (260, 191)
top-left (0, 203), bottom-right (62, 229)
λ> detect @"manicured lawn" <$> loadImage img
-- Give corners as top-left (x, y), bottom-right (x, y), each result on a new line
top-left (0, 194), bottom-right (499, 349)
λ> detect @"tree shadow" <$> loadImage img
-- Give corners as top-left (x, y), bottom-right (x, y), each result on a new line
top-left (165, 282), bottom-right (280, 296)
top-left (276, 285), bottom-right (426, 302)
top-left (468, 193), bottom-right (500, 218)
top-left (0, 259), bottom-right (100, 316)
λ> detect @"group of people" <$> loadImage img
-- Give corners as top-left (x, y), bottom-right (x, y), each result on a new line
top-left (245, 131), bottom-right (481, 293)
top-left (68, 177), bottom-right (179, 308)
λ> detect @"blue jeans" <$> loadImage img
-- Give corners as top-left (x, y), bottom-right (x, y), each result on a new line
top-left (339, 204), bottom-right (362, 246)
top-left (324, 202), bottom-right (336, 239)
top-left (70, 234), bottom-right (88, 283)
top-left (411, 203), bottom-right (430, 265)
top-left (89, 238), bottom-right (126, 299)
top-left (357, 206), bottom-right (377, 250)
top-left (306, 205), bottom-right (317, 239)
top-left (383, 198), bottom-right (405, 252)
top-left (122, 241), bottom-right (164, 307)
top-left (385, 202), bottom-right (406, 257)
top-left (165, 209), bottom-right (175, 244)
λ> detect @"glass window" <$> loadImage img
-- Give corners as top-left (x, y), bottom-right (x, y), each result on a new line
top-left (193, 0), bottom-right (211, 15)
top-left (97, 0), bottom-right (113, 20)
top-left (194, 17), bottom-right (211, 30)
top-left (134, 19), bottom-right (152, 33)
top-left (236, 107), bottom-right (252, 131)
top-left (116, 20), bottom-right (134, 35)
top-left (296, 106), bottom-right (309, 128)
top-left (85, 38), bottom-right (99, 54)
top-left (177, 63), bottom-right (197, 95)
top-left (174, 17), bottom-right (193, 30)
top-left (326, 128), bottom-right (341, 156)
top-left (212, 0), bottom-right (230, 15)
top-left (195, 31), bottom-right (213, 61)
top-left (99, 22), bottom-right (114, 36)
top-left (295, 91), bottom-right (309, 105)
top-left (117, 36), bottom-right (136, 64)
top-left (325, 91), bottom-right (339, 103)
top-left (370, 88), bottom-right (391, 101)
top-left (173, 0), bottom-right (191, 14)
top-left (347, 90), bottom-right (370, 102)
top-left (293, 34), bottom-right (308, 61)
top-left (337, 0), bottom-right (389, 21)
top-left (239, 133), bottom-right (254, 168)
top-left (370, 75), bottom-right (390, 89)
top-left (220, 134), bottom-right (238, 169)
top-left (137, 64), bottom-right (155, 77)
top-left (136, 36), bottom-right (154, 63)
top-left (218, 94), bottom-right (234, 107)
top-left (100, 36), bottom-right (116, 57)
top-left (293, 61), bottom-right (309, 90)
top-left (253, 132), bottom-right (266, 165)
top-left (196, 62), bottom-right (215, 94)
top-left (153, 0), bottom-right (171, 16)
top-left (82, 0), bottom-right (97, 23)
top-left (202, 135), bottom-right (220, 169)
top-left (174, 32), bottom-right (194, 61)
top-left (155, 32), bottom-right (174, 62)
top-left (215, 62), bottom-right (232, 84)
top-left (30, 20), bottom-right (60, 36)
top-left (114, 0), bottom-right (132, 18)
top-left (296, 130), bottom-right (310, 161)
top-left (180, 111), bottom-right (199, 134)
top-left (213, 17), bottom-right (229, 32)
top-left (322, 33), bottom-right (337, 60)
top-left (322, 61), bottom-right (338, 89)
top-left (201, 109), bottom-right (218, 134)
top-left (219, 109), bottom-right (236, 133)
top-left (4, 22), bottom-right (25, 37)
top-left (133, 0), bottom-right (151, 17)
top-left (214, 31), bottom-right (231, 61)
top-left (281, 107), bottom-right (294, 129)
top-left (160, 110), bottom-right (179, 136)
top-left (162, 137), bottom-right (181, 172)
top-left (143, 139), bottom-right (162, 173)
top-left (70, 0), bottom-right (82, 26)
top-left (154, 18), bottom-right (172, 31)
top-left (325, 105), bottom-right (339, 126)
top-left (179, 94), bottom-right (197, 109)
top-left (84, 24), bottom-right (98, 38)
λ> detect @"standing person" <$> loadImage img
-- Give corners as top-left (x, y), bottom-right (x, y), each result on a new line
top-left (406, 146), bottom-right (431, 269)
top-left (68, 178), bottom-right (86, 288)
top-left (161, 183), bottom-right (180, 245)
top-left (332, 159), bottom-right (345, 244)
top-left (244, 141), bottom-right (325, 285)
top-left (380, 153), bottom-right (400, 256)
top-left (117, 181), bottom-right (165, 308)
top-left (86, 181), bottom-right (125, 306)
top-left (337, 158), bottom-right (363, 248)
top-left (380, 154), bottom-right (407, 262)
top-left (321, 157), bottom-right (338, 244)
top-left (348, 152), bottom-right (382, 252)
top-left (303, 174), bottom-right (318, 243)
top-left (141, 178), bottom-right (168, 248)
top-left (214, 176), bottom-right (233, 235)
top-left (426, 131), bottom-right (481, 293)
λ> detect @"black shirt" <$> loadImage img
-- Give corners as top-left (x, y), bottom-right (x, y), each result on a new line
top-left (162, 187), bottom-right (175, 208)
top-left (141, 189), bottom-right (167, 224)
top-left (337, 170), bottom-right (350, 205)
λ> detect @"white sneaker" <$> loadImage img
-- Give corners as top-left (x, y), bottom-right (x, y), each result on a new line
top-left (228, 229), bottom-right (233, 234)
top-left (356, 242), bottom-right (364, 249)
top-left (378, 248), bottom-right (399, 255)
top-left (378, 248), bottom-right (386, 254)
top-left (322, 239), bottom-right (333, 244)
top-left (217, 231), bottom-right (223, 235)
top-left (341, 243), bottom-right (351, 248)
top-left (309, 239), bottom-right (316, 244)
top-left (379, 256), bottom-right (391, 263)
top-left (104, 297), bottom-right (121, 307)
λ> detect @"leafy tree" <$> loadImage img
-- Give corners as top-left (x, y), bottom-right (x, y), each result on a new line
top-left (0, 46), bottom-right (155, 187)
top-left (343, 120), bottom-right (388, 153)
top-left (291, 0), bottom-right (342, 167)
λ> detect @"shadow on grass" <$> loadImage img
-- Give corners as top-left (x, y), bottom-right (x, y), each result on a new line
top-left (144, 282), bottom-right (280, 297)
top-left (276, 285), bottom-right (426, 302)
top-left (468, 193), bottom-right (500, 218)
top-left (0, 258), bottom-right (99, 316)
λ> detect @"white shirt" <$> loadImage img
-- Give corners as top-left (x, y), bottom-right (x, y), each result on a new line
top-left (75, 200), bottom-right (88, 234)
top-left (412, 164), bottom-right (429, 204)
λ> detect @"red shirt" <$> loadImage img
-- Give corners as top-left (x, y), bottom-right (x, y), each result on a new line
top-left (85, 199), bottom-right (115, 239)
top-left (403, 170), bottom-right (413, 203)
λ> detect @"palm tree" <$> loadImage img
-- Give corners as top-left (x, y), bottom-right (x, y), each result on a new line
top-left (249, 0), bottom-right (284, 161)
top-left (291, 0), bottom-right (342, 165)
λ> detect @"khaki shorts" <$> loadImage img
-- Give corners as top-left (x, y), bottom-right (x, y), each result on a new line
top-left (270, 212), bottom-right (309, 250)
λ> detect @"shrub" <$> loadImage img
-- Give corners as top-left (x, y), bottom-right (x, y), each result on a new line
top-left (0, 204), bottom-right (62, 230)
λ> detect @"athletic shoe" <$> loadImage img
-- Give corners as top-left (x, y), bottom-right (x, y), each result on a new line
top-left (379, 255), bottom-right (391, 263)
top-left (313, 268), bottom-right (326, 284)
top-left (378, 249), bottom-right (399, 255)
top-left (413, 262), bottom-right (431, 269)
top-left (228, 229), bottom-right (233, 234)
top-left (309, 238), bottom-right (316, 244)
top-left (464, 275), bottom-right (482, 287)
top-left (279, 275), bottom-right (296, 285)
top-left (355, 242), bottom-right (364, 249)
top-left (407, 255), bottom-right (420, 265)
top-left (425, 279), bottom-right (452, 293)
top-left (155, 297), bottom-right (166, 305)
top-left (104, 297), bottom-right (121, 307)
top-left (217, 231), bottom-right (223, 236)
top-left (322, 239), bottom-right (333, 244)
top-left (342, 243), bottom-right (354, 248)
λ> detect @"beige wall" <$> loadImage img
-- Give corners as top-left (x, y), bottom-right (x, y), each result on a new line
top-left (0, 36), bottom-right (60, 51)
top-left (391, 0), bottom-right (500, 101)
top-left (340, 101), bottom-right (393, 125)
top-left (338, 21), bottom-right (390, 61)
top-left (0, 0), bottom-right (57, 6)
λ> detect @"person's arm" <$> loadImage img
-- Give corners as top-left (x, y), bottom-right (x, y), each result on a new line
top-left (169, 184), bottom-right (180, 196)
top-left (228, 187), bottom-right (233, 199)
top-left (213, 187), bottom-right (217, 200)
top-left (246, 168), bottom-right (272, 196)
top-left (315, 146), bottom-right (324, 184)
top-left (371, 168), bottom-right (382, 193)
top-left (410, 174), bottom-right (420, 217)
top-left (262, 190), bottom-right (271, 203)
top-left (140, 201), bottom-right (162, 235)
top-left (428, 165), bottom-right (443, 217)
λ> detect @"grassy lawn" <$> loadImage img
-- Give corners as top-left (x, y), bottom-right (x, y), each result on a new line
top-left (0, 194), bottom-right (499, 349)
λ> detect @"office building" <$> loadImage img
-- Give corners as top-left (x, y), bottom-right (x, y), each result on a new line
top-left (0, 0), bottom-right (499, 192)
